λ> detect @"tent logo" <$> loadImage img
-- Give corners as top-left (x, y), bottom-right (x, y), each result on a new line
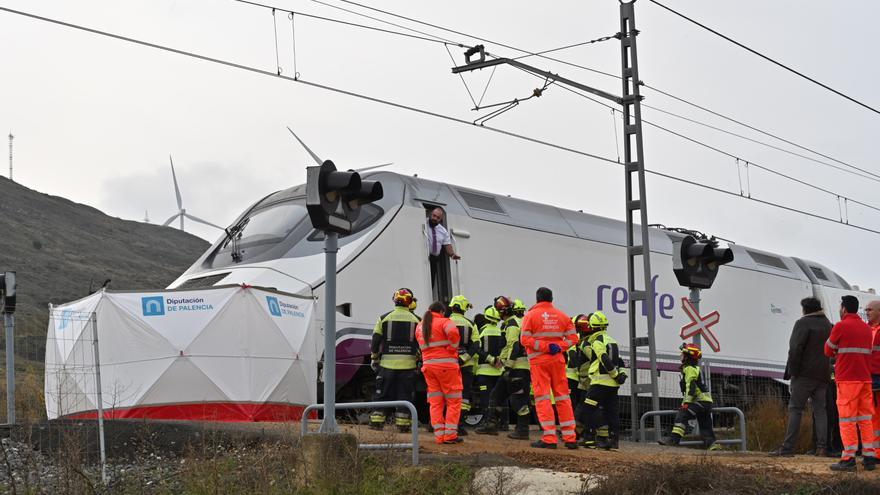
top-left (142, 296), bottom-right (166, 316)
top-left (58, 309), bottom-right (73, 331)
top-left (267, 296), bottom-right (282, 317)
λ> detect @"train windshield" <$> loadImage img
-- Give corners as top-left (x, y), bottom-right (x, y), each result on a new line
top-left (233, 202), bottom-right (307, 247)
top-left (205, 197), bottom-right (386, 268)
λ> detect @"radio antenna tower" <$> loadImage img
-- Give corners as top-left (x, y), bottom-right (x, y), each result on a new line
top-left (7, 132), bottom-right (12, 181)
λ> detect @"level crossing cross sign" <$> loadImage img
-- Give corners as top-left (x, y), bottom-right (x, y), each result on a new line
top-left (680, 297), bottom-right (721, 352)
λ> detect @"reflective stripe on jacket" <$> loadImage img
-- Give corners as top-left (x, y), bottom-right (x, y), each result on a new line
top-left (587, 331), bottom-right (621, 388)
top-left (825, 313), bottom-right (872, 382)
top-left (371, 307), bottom-right (420, 370)
top-left (416, 312), bottom-right (460, 369)
top-left (476, 323), bottom-right (504, 376)
top-left (681, 364), bottom-right (712, 404)
top-left (449, 312), bottom-right (480, 368)
top-left (520, 301), bottom-right (577, 364)
top-left (501, 316), bottom-right (530, 370)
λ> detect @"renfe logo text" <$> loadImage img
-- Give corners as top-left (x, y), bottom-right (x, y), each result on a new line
top-left (596, 275), bottom-right (675, 319)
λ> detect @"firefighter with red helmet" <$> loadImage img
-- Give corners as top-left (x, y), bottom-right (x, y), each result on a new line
top-left (370, 288), bottom-right (421, 431)
top-left (659, 343), bottom-right (719, 450)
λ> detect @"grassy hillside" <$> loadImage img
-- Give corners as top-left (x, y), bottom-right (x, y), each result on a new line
top-left (0, 175), bottom-right (210, 358)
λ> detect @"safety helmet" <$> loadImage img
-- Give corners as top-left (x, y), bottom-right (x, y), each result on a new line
top-left (449, 295), bottom-right (472, 313)
top-left (589, 311), bottom-right (609, 330)
top-left (408, 297), bottom-right (418, 312)
top-left (392, 288), bottom-right (414, 307)
top-left (513, 299), bottom-right (526, 316)
top-left (494, 296), bottom-right (513, 316)
top-left (680, 343), bottom-right (702, 361)
top-left (573, 313), bottom-right (592, 334)
top-left (484, 306), bottom-right (502, 323)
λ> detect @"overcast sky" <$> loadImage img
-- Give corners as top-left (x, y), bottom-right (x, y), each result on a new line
top-left (2, 0), bottom-right (880, 288)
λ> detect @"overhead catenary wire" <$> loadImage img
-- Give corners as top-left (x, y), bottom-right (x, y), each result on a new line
top-left (641, 84), bottom-right (880, 181)
top-left (641, 103), bottom-right (880, 183)
top-left (504, 63), bottom-right (880, 214)
top-left (4, 6), bottom-right (880, 238)
top-left (326, 0), bottom-right (880, 181)
top-left (509, 53), bottom-right (880, 208)
top-left (648, 0), bottom-right (880, 117)
top-left (232, 0), bottom-right (459, 47)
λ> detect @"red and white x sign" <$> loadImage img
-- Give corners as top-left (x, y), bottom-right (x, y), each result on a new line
top-left (680, 297), bottom-right (721, 352)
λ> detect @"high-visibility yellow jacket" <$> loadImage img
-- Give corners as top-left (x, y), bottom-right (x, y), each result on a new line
top-left (501, 316), bottom-right (530, 370)
top-left (681, 364), bottom-right (713, 404)
top-left (449, 312), bottom-right (480, 368)
top-left (371, 306), bottom-right (420, 370)
top-left (587, 331), bottom-right (623, 388)
top-left (476, 323), bottom-right (505, 377)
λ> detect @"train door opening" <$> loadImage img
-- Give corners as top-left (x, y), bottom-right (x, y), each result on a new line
top-left (424, 204), bottom-right (454, 305)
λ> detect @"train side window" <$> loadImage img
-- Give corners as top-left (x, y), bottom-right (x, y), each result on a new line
top-left (307, 204), bottom-right (385, 241)
top-left (746, 250), bottom-right (789, 271)
top-left (810, 266), bottom-right (829, 281)
top-left (457, 189), bottom-right (506, 215)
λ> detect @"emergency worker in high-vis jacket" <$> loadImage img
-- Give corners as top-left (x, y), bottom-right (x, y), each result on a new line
top-left (416, 301), bottom-right (464, 444)
top-left (578, 311), bottom-right (627, 450)
top-left (370, 288), bottom-right (421, 431)
top-left (825, 295), bottom-right (875, 472)
top-left (520, 287), bottom-right (579, 449)
top-left (568, 313), bottom-right (605, 444)
top-left (448, 295), bottom-right (479, 435)
top-left (476, 296), bottom-right (532, 439)
top-left (474, 306), bottom-right (505, 424)
top-left (659, 343), bottom-right (719, 450)
top-left (512, 299), bottom-right (526, 322)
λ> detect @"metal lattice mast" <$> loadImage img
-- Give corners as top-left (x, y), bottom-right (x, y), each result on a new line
top-left (7, 133), bottom-right (12, 181)
top-left (620, 0), bottom-right (660, 440)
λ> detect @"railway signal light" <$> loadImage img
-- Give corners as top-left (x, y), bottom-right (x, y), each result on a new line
top-left (0, 271), bottom-right (15, 314)
top-left (672, 235), bottom-right (734, 289)
top-left (305, 160), bottom-right (384, 234)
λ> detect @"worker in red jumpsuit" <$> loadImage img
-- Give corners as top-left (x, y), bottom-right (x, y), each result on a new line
top-left (416, 301), bottom-right (464, 444)
top-left (824, 295), bottom-right (875, 471)
top-left (866, 300), bottom-right (880, 452)
top-left (520, 287), bottom-right (579, 449)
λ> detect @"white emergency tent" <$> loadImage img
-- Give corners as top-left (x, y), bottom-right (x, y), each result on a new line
top-left (45, 285), bottom-right (317, 421)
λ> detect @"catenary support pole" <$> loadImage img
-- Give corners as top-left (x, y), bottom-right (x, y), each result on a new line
top-left (319, 231), bottom-right (339, 433)
top-left (4, 312), bottom-right (13, 424)
top-left (91, 312), bottom-right (108, 483)
top-left (621, 0), bottom-right (660, 441)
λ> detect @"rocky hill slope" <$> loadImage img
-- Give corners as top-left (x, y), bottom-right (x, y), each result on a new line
top-left (0, 176), bottom-right (210, 353)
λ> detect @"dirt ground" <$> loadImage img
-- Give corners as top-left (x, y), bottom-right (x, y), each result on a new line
top-left (318, 423), bottom-right (880, 479)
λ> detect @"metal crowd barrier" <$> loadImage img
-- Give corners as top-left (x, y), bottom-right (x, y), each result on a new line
top-left (639, 406), bottom-right (747, 452)
top-left (301, 400), bottom-right (419, 465)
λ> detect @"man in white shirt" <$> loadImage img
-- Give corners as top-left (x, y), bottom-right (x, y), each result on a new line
top-left (426, 208), bottom-right (461, 300)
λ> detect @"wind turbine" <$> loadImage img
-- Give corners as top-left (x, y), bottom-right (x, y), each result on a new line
top-left (162, 155), bottom-right (223, 231)
top-left (286, 127), bottom-right (393, 172)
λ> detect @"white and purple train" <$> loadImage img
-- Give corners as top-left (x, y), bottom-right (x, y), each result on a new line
top-left (168, 171), bottom-right (874, 402)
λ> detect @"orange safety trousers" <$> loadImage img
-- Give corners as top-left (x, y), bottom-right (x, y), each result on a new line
top-left (423, 365), bottom-right (463, 444)
top-left (531, 358), bottom-right (576, 444)
top-left (837, 382), bottom-right (876, 460)
top-left (874, 390), bottom-right (880, 446)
